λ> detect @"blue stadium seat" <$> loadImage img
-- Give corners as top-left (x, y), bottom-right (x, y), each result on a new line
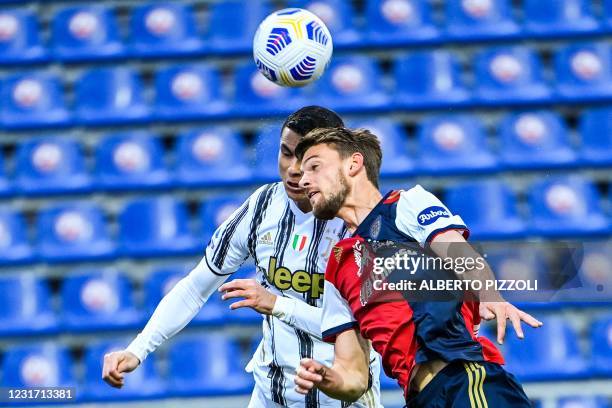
top-left (154, 65), bottom-right (228, 120)
top-left (95, 132), bottom-right (172, 191)
top-left (75, 68), bottom-right (150, 125)
top-left (605, 0), bottom-right (612, 28)
top-left (591, 316), bottom-right (612, 376)
top-left (206, 1), bottom-right (268, 54)
top-left (498, 111), bottom-right (577, 169)
top-left (253, 125), bottom-right (281, 183)
top-left (129, 3), bottom-right (203, 57)
top-left (1, 72), bottom-right (70, 129)
top-left (82, 340), bottom-right (165, 399)
top-left (37, 202), bottom-right (115, 262)
top-left (557, 242), bottom-right (612, 303)
top-left (61, 270), bottom-right (142, 331)
top-left (0, 208), bottom-right (34, 265)
top-left (394, 51), bottom-right (470, 107)
top-left (168, 335), bottom-right (253, 396)
top-left (175, 127), bottom-right (251, 187)
top-left (557, 397), bottom-right (611, 408)
top-left (351, 119), bottom-right (414, 177)
top-left (523, 0), bottom-right (599, 36)
top-left (145, 265), bottom-right (225, 326)
top-left (200, 195), bottom-right (247, 244)
top-left (474, 47), bottom-right (550, 103)
top-left (555, 43), bottom-right (612, 100)
top-left (445, 181), bottom-right (526, 240)
top-left (233, 63), bottom-right (305, 116)
top-left (416, 115), bottom-right (498, 174)
top-left (0, 9), bottom-right (47, 64)
top-left (316, 56), bottom-right (390, 112)
top-left (504, 316), bottom-right (588, 381)
top-left (364, 0), bottom-right (438, 45)
top-left (445, 0), bottom-right (519, 40)
top-left (484, 247), bottom-right (551, 303)
top-left (119, 197), bottom-right (199, 257)
top-left (288, 0), bottom-right (360, 47)
top-left (0, 275), bottom-right (57, 335)
top-left (0, 151), bottom-right (12, 196)
top-left (579, 107), bottom-right (612, 166)
top-left (51, 6), bottom-right (124, 61)
top-left (1, 344), bottom-right (75, 388)
top-left (527, 176), bottom-right (609, 237)
top-left (14, 137), bottom-right (92, 195)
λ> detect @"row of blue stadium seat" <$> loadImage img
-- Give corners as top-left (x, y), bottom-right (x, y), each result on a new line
top-left (1, 0), bottom-right (612, 64)
top-left (1, 315), bottom-right (610, 400)
top-left (0, 177), bottom-right (610, 266)
top-left (0, 245), bottom-right (609, 336)
top-left (0, 267), bottom-right (260, 336)
top-left (0, 195), bottom-right (247, 264)
top-left (2, 45), bottom-right (612, 128)
top-left (0, 336), bottom-right (255, 400)
top-left (0, 109), bottom-right (610, 198)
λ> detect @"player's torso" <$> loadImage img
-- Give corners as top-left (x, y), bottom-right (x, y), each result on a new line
top-left (249, 185), bottom-right (383, 407)
top-left (252, 189), bottom-right (347, 307)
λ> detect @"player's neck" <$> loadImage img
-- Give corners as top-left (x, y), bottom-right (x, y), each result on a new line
top-left (338, 183), bottom-right (382, 233)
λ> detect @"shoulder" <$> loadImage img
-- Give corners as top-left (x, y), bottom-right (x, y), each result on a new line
top-left (326, 237), bottom-right (362, 283)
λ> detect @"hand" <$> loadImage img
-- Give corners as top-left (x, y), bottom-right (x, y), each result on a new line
top-left (102, 350), bottom-right (140, 388)
top-left (295, 358), bottom-right (327, 395)
top-left (219, 279), bottom-right (277, 315)
top-left (479, 302), bottom-right (543, 344)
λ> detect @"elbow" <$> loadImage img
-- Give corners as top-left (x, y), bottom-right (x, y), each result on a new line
top-left (343, 376), bottom-right (369, 403)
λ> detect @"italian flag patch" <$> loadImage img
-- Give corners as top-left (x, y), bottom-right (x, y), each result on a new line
top-left (292, 234), bottom-right (308, 251)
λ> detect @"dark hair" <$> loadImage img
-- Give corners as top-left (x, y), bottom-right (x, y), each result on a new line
top-left (282, 106), bottom-right (344, 137)
top-left (295, 127), bottom-right (382, 188)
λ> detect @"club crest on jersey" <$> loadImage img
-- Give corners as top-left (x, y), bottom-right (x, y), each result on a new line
top-left (417, 206), bottom-right (450, 226)
top-left (292, 234), bottom-right (308, 251)
top-left (333, 246), bottom-right (343, 263)
top-left (370, 215), bottom-right (382, 239)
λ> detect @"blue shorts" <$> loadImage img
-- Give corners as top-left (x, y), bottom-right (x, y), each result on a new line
top-left (405, 361), bottom-right (532, 408)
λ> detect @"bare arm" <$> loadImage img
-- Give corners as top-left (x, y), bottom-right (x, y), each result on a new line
top-left (430, 229), bottom-right (543, 344)
top-left (103, 257), bottom-right (229, 388)
top-left (295, 329), bottom-right (370, 402)
top-left (219, 278), bottom-right (324, 339)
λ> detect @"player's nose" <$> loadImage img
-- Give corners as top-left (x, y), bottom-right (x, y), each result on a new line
top-left (288, 160), bottom-right (302, 178)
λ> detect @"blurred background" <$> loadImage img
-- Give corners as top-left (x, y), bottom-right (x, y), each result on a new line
top-left (0, 0), bottom-right (610, 407)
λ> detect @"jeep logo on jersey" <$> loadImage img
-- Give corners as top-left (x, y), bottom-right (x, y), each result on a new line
top-left (266, 257), bottom-right (324, 299)
top-left (417, 206), bottom-right (450, 226)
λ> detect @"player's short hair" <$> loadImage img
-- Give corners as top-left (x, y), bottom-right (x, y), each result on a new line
top-left (295, 127), bottom-right (382, 188)
top-left (282, 106), bottom-right (344, 137)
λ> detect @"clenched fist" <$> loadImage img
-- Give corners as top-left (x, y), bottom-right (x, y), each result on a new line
top-left (102, 350), bottom-right (140, 388)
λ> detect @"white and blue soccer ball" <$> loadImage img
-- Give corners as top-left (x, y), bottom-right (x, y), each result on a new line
top-left (253, 8), bottom-right (333, 87)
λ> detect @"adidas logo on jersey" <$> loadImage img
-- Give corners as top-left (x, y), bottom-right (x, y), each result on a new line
top-left (257, 231), bottom-right (274, 246)
top-left (417, 206), bottom-right (450, 226)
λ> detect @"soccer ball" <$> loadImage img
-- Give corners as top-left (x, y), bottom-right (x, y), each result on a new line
top-left (253, 8), bottom-right (333, 87)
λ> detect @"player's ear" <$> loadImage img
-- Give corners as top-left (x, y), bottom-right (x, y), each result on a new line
top-left (348, 152), bottom-right (364, 177)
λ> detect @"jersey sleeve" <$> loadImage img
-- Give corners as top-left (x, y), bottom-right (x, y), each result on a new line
top-left (395, 184), bottom-right (469, 245)
top-left (321, 281), bottom-right (357, 343)
top-left (321, 243), bottom-right (358, 343)
top-left (204, 184), bottom-right (272, 275)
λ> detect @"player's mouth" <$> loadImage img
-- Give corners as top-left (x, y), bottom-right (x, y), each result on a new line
top-left (286, 181), bottom-right (303, 193)
top-left (307, 191), bottom-right (320, 201)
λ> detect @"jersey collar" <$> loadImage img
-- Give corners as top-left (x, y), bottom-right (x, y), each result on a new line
top-left (353, 190), bottom-right (395, 237)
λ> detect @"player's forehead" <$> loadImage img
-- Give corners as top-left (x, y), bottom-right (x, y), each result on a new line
top-left (280, 127), bottom-right (302, 147)
top-left (303, 143), bottom-right (340, 164)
